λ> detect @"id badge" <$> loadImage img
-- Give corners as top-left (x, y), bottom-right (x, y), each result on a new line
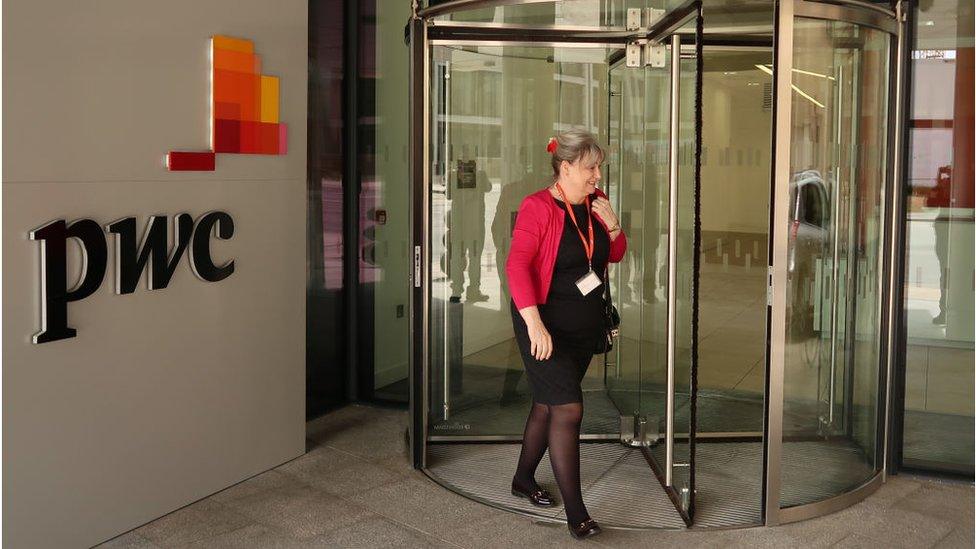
top-left (575, 270), bottom-right (602, 296)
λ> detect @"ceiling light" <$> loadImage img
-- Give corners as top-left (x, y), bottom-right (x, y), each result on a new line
top-left (754, 64), bottom-right (824, 108)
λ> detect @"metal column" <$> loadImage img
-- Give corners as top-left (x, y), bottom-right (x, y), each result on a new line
top-left (665, 33), bottom-right (682, 487)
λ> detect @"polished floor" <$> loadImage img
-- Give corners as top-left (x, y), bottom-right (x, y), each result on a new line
top-left (97, 405), bottom-right (974, 548)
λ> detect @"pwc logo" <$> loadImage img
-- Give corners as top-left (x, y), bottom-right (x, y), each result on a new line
top-left (167, 35), bottom-right (287, 170)
top-left (30, 212), bottom-right (235, 344)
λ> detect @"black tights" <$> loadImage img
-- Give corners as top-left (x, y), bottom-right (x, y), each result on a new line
top-left (512, 401), bottom-right (589, 525)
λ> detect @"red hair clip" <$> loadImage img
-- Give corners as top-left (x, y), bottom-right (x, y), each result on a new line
top-left (546, 137), bottom-right (558, 154)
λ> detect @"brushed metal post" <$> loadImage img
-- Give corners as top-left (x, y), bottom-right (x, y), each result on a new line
top-left (882, 0), bottom-right (907, 481)
top-left (665, 33), bottom-right (681, 487)
top-left (765, 0), bottom-right (795, 526)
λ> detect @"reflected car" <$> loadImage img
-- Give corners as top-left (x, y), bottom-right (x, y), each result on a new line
top-left (789, 169), bottom-right (830, 274)
top-left (788, 169), bottom-right (831, 339)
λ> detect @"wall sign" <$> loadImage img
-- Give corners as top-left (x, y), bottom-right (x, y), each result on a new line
top-left (30, 212), bottom-right (235, 344)
top-left (167, 35), bottom-right (287, 171)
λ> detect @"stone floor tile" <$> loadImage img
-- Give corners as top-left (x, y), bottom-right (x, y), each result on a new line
top-left (346, 476), bottom-right (506, 539)
top-left (838, 507), bottom-right (955, 549)
top-left (705, 523), bottom-right (848, 549)
top-left (312, 412), bottom-right (410, 465)
top-left (94, 531), bottom-right (160, 549)
top-left (297, 456), bottom-right (409, 497)
top-left (224, 484), bottom-right (373, 540)
top-left (136, 499), bottom-right (253, 547)
top-left (177, 523), bottom-right (306, 549)
top-left (306, 405), bottom-right (405, 445)
top-left (308, 516), bottom-right (460, 549)
top-left (275, 445), bottom-right (364, 486)
top-left (210, 469), bottom-right (308, 505)
top-left (832, 532), bottom-right (891, 548)
top-left (934, 526), bottom-right (976, 549)
top-left (856, 477), bottom-right (925, 509)
top-left (594, 527), bottom-right (725, 548)
top-left (743, 500), bottom-right (892, 548)
top-left (441, 511), bottom-right (586, 549)
top-left (891, 480), bottom-right (975, 526)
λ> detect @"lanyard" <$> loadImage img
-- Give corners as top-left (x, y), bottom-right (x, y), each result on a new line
top-left (554, 183), bottom-right (594, 269)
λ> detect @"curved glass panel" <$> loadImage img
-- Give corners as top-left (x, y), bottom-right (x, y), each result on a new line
top-left (781, 18), bottom-right (890, 508)
top-left (425, 0), bottom-right (736, 27)
top-left (428, 0), bottom-right (630, 27)
top-left (423, 0), bottom-right (773, 34)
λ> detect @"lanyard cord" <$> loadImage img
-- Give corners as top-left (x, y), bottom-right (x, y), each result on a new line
top-left (554, 183), bottom-right (594, 269)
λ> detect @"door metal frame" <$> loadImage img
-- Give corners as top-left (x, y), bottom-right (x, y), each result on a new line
top-left (764, 0), bottom-right (904, 526)
top-left (409, 14), bottom-right (430, 469)
top-left (664, 32), bottom-right (682, 490)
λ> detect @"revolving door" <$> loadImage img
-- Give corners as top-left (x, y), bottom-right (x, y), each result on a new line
top-left (408, 0), bottom-right (907, 529)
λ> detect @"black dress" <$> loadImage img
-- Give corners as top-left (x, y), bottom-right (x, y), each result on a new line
top-left (510, 193), bottom-right (611, 405)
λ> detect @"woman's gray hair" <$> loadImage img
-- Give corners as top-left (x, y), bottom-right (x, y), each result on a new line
top-left (549, 129), bottom-right (606, 180)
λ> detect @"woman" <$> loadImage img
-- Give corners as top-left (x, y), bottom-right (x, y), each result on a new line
top-left (505, 129), bottom-right (626, 539)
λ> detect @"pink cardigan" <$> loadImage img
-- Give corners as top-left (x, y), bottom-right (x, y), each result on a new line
top-left (506, 187), bottom-right (627, 310)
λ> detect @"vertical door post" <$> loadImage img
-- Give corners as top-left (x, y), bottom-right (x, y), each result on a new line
top-left (409, 14), bottom-right (430, 470)
top-left (765, 0), bottom-right (795, 526)
top-left (882, 0), bottom-right (909, 481)
top-left (665, 33), bottom-right (682, 487)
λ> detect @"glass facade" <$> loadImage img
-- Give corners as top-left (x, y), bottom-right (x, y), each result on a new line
top-left (900, 0), bottom-right (974, 475)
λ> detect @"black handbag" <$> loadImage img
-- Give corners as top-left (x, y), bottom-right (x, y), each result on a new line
top-left (595, 267), bottom-right (620, 354)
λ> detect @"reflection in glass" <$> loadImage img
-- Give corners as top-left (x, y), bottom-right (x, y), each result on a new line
top-left (360, 0), bottom-right (414, 403)
top-left (781, 19), bottom-right (890, 507)
top-left (307, 0), bottom-right (347, 416)
top-left (901, 0), bottom-right (974, 475)
top-left (431, 0), bottom-right (629, 27)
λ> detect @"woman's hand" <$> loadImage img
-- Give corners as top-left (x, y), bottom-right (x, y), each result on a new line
top-left (592, 197), bottom-right (621, 237)
top-left (519, 306), bottom-right (553, 360)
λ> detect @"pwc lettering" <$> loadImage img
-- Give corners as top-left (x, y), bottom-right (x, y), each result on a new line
top-left (30, 212), bottom-right (235, 344)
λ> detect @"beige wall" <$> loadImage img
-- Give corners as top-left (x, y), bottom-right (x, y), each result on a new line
top-left (700, 68), bottom-right (773, 235)
top-left (2, 1), bottom-right (308, 547)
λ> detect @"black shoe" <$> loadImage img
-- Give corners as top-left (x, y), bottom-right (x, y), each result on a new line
top-left (568, 518), bottom-right (602, 540)
top-left (510, 481), bottom-right (554, 507)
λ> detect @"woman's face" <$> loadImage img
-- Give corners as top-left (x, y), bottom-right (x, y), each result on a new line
top-left (560, 153), bottom-right (602, 196)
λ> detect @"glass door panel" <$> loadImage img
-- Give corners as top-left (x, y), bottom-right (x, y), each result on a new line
top-left (668, 51), bottom-right (699, 516)
top-left (608, 29), bottom-right (702, 521)
top-left (606, 59), bottom-right (647, 420)
top-left (781, 17), bottom-right (890, 508)
top-left (635, 52), bottom-right (671, 455)
top-left (426, 44), bottom-right (621, 438)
